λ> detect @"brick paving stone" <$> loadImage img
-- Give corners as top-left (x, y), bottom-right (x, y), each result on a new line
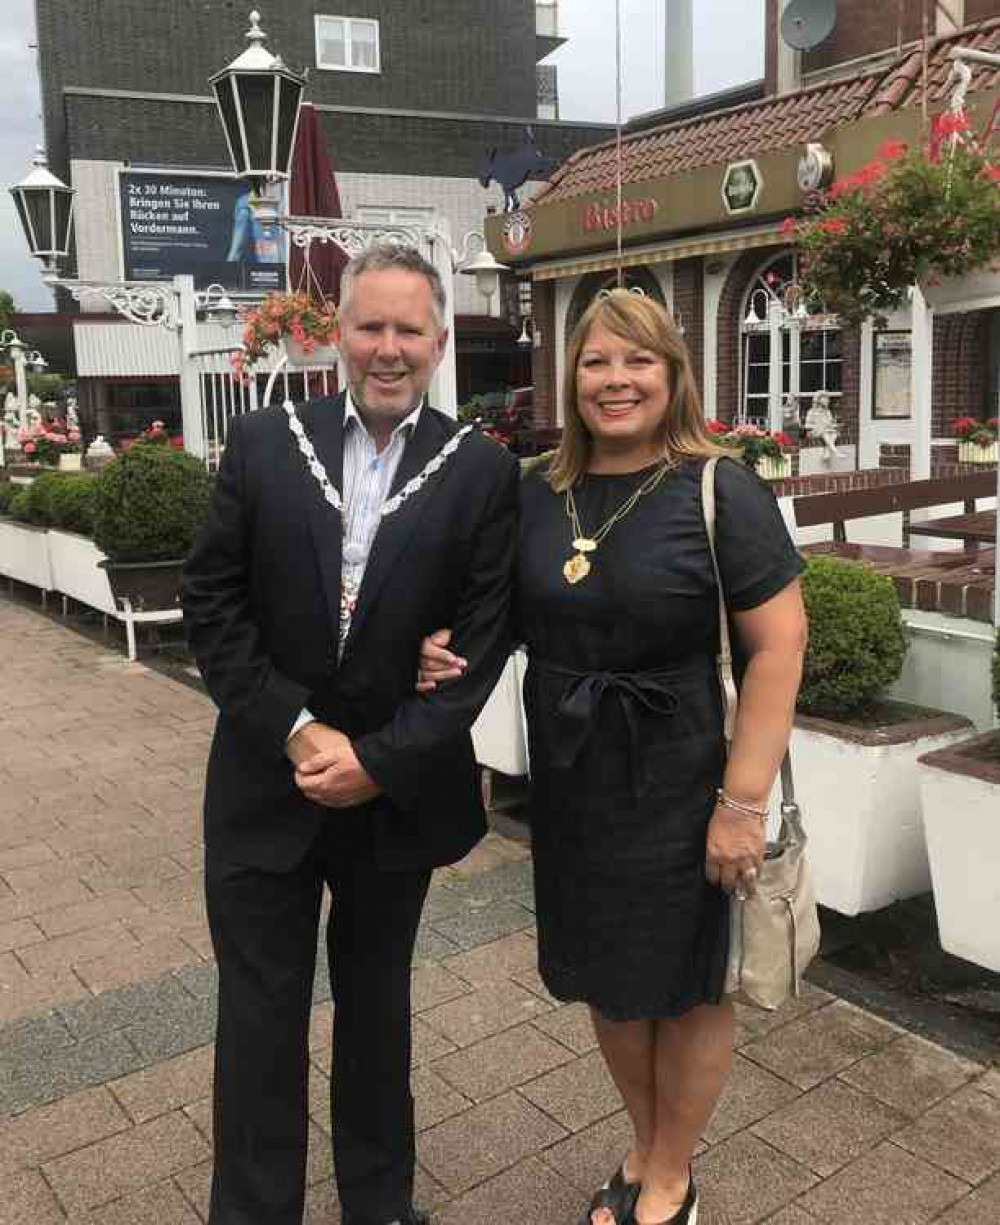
top-left (0, 1085), bottom-right (129, 1174)
top-left (413, 1067), bottom-right (473, 1132)
top-left (440, 932), bottom-right (539, 987)
top-left (0, 965), bottom-right (90, 1025)
top-left (43, 1111), bottom-right (212, 1215)
top-left (410, 963), bottom-right (471, 1013)
top-left (19, 919), bottom-right (140, 975)
top-left (693, 1132), bottom-right (819, 1224)
top-left (540, 1109), bottom-right (635, 1194)
top-left (751, 1078), bottom-right (908, 1177)
top-left (0, 842), bottom-right (57, 872)
top-left (110, 1046), bottom-right (215, 1125)
top-left (704, 1052), bottom-right (803, 1145)
top-left (79, 1178), bottom-right (204, 1225)
top-left (418, 1090), bottom-right (567, 1194)
top-left (420, 886), bottom-right (472, 926)
top-left (0, 1010), bottom-right (75, 1064)
top-left (977, 1067), bottom-right (1000, 1098)
top-left (531, 1003), bottom-right (599, 1055)
top-left (412, 924), bottom-right (460, 965)
top-left (799, 1141), bottom-right (968, 1224)
top-left (0, 878), bottom-right (95, 927)
top-left (430, 899), bottom-right (535, 952)
top-left (432, 1024), bottom-right (573, 1102)
top-left (890, 1085), bottom-right (1000, 1185)
top-left (309, 1001), bottom-right (334, 1052)
top-left (733, 984), bottom-right (835, 1044)
top-left (838, 1034), bottom-right (983, 1117)
top-left (509, 962), bottom-right (559, 1006)
top-left (438, 859), bottom-right (534, 906)
top-left (411, 1016), bottom-right (459, 1070)
top-left (519, 1049), bottom-right (623, 1133)
top-left (0, 1167), bottom-right (67, 1225)
top-left (74, 935), bottom-right (200, 994)
top-left (421, 980), bottom-right (551, 1049)
top-left (173, 964), bottom-right (218, 1002)
top-left (172, 1159), bottom-right (212, 1220)
top-left (437, 1156), bottom-right (582, 1225)
top-left (59, 975), bottom-right (198, 1040)
top-left (934, 1171), bottom-right (1000, 1224)
top-left (0, 1029), bottom-right (143, 1116)
top-left (741, 1000), bottom-right (903, 1091)
top-left (123, 990), bottom-right (216, 1063)
top-left (34, 891), bottom-right (151, 940)
top-left (761, 1209), bottom-right (821, 1224)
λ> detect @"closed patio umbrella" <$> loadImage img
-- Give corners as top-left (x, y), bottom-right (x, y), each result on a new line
top-left (288, 103), bottom-right (347, 303)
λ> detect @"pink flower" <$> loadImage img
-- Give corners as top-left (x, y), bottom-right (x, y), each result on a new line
top-left (68, 430), bottom-right (80, 442)
top-left (24, 442), bottom-right (36, 454)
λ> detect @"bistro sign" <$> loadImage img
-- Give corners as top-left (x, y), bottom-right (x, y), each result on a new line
top-left (582, 197), bottom-right (658, 234)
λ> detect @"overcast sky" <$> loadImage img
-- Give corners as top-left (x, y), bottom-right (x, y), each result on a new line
top-left (0, 0), bottom-right (764, 314)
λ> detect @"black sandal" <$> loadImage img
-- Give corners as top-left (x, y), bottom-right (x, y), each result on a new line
top-left (629, 1172), bottom-right (697, 1225)
top-left (579, 1163), bottom-right (642, 1225)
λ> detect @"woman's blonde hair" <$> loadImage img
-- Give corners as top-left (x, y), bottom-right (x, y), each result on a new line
top-left (547, 288), bottom-right (725, 492)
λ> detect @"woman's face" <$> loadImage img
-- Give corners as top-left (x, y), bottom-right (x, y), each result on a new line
top-left (575, 321), bottom-right (672, 457)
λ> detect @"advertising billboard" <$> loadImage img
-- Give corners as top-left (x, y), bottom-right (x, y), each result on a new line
top-left (118, 170), bottom-right (286, 292)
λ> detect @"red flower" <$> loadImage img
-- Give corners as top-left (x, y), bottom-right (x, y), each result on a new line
top-left (827, 179), bottom-right (855, 200)
top-left (773, 432), bottom-right (794, 448)
top-left (780, 216), bottom-right (798, 236)
top-left (705, 418), bottom-right (729, 435)
top-left (819, 217), bottom-right (848, 236)
top-left (878, 139), bottom-right (908, 161)
top-left (933, 110), bottom-right (970, 138)
top-left (985, 165), bottom-right (1000, 182)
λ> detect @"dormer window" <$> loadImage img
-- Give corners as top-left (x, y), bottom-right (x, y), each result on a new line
top-left (315, 16), bottom-right (380, 73)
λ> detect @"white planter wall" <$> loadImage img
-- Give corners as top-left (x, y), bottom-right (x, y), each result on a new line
top-left (0, 519), bottom-right (54, 591)
top-left (790, 716), bottom-right (973, 916)
top-left (47, 530), bottom-right (116, 615)
top-left (919, 757), bottom-right (1000, 972)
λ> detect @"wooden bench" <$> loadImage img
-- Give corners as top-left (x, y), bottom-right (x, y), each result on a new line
top-left (793, 470), bottom-right (997, 547)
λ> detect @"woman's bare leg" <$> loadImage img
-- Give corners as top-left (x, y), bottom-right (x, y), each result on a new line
top-left (634, 1001), bottom-right (735, 1222)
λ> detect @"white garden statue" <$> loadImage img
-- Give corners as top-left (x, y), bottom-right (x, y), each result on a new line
top-left (804, 391), bottom-right (843, 463)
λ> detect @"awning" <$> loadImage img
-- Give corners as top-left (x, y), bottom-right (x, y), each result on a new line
top-left (532, 223), bottom-right (785, 282)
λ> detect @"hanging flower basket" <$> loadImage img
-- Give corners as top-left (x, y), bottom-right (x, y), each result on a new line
top-left (790, 112), bottom-right (1000, 327)
top-left (232, 291), bottom-right (339, 382)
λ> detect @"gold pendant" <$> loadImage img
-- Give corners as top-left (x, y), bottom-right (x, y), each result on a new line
top-left (563, 552), bottom-right (592, 585)
top-left (572, 537), bottom-right (597, 553)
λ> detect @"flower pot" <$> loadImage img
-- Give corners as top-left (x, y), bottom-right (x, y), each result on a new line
top-left (98, 558), bottom-right (184, 611)
top-left (48, 529), bottom-right (116, 614)
top-left (58, 453), bottom-right (82, 471)
top-left (790, 704), bottom-right (973, 915)
top-left (957, 440), bottom-right (998, 464)
top-left (919, 732), bottom-right (1000, 972)
top-left (756, 455), bottom-right (792, 481)
top-left (284, 337), bottom-right (339, 368)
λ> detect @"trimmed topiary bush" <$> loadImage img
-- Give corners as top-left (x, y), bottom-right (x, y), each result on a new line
top-left (6, 471), bottom-right (64, 527)
top-left (93, 442), bottom-right (212, 563)
top-left (798, 555), bottom-right (908, 719)
top-left (48, 472), bottom-right (99, 536)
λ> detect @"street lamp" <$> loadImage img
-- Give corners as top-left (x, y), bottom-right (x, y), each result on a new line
top-left (1, 329), bottom-right (49, 450)
top-left (210, 10), bottom-right (306, 222)
top-left (196, 284), bottom-right (239, 328)
top-left (9, 147), bottom-right (76, 286)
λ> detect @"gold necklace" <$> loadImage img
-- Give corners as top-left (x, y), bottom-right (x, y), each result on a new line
top-left (563, 460), bottom-right (673, 585)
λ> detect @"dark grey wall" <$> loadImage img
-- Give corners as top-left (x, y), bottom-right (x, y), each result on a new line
top-left (63, 93), bottom-right (606, 181)
top-left (37, 0), bottom-right (547, 176)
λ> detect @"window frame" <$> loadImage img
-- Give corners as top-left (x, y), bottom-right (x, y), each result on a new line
top-left (314, 14), bottom-right (381, 74)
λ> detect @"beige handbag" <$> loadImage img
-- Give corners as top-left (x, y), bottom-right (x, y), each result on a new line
top-left (701, 458), bottom-right (821, 1011)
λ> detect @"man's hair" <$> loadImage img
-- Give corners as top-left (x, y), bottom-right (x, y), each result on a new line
top-left (340, 242), bottom-right (447, 329)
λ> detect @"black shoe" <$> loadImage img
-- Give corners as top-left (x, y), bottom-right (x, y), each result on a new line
top-left (343, 1208), bottom-right (429, 1225)
top-left (579, 1163), bottom-right (642, 1225)
top-left (631, 1173), bottom-right (697, 1225)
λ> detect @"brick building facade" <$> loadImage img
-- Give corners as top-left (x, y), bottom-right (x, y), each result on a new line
top-left (492, 2), bottom-right (1000, 479)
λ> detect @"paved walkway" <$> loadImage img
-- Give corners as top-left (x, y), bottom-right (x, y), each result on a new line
top-left (1, 594), bottom-right (999, 1225)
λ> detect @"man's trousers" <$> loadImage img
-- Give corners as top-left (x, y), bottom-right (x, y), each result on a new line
top-left (205, 818), bottom-right (431, 1225)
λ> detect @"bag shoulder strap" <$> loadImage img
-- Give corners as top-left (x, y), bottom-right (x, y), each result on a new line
top-left (700, 456), bottom-right (797, 809)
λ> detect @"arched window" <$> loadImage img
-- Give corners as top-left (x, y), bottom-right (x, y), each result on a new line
top-left (739, 251), bottom-right (842, 426)
top-left (566, 266), bottom-right (667, 337)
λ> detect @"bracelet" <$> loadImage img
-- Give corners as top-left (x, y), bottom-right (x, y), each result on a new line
top-left (716, 788), bottom-right (768, 822)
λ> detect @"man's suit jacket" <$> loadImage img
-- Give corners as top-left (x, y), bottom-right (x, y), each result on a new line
top-left (182, 393), bottom-right (519, 873)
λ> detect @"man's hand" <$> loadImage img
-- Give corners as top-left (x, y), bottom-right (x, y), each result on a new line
top-left (293, 727), bottom-right (382, 809)
top-left (286, 720), bottom-right (346, 768)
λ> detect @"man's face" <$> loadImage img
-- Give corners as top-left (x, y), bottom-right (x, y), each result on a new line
top-left (336, 268), bottom-right (448, 430)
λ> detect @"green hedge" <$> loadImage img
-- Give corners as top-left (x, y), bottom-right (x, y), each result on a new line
top-left (93, 443), bottom-right (212, 562)
top-left (0, 471), bottom-right (99, 535)
top-left (798, 555), bottom-right (908, 719)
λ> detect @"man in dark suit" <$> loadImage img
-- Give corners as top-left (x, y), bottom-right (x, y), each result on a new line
top-left (182, 243), bottom-right (518, 1225)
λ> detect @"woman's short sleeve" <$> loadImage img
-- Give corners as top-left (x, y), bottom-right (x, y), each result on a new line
top-left (713, 458), bottom-right (805, 611)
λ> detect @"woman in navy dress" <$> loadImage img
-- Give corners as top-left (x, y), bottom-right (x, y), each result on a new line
top-left (420, 291), bottom-right (806, 1225)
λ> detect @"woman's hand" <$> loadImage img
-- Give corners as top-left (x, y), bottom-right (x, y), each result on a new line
top-left (705, 802), bottom-right (766, 897)
top-left (416, 628), bottom-right (467, 693)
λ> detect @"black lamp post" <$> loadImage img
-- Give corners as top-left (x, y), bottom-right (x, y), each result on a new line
top-left (9, 147), bottom-right (75, 285)
top-left (210, 10), bottom-right (306, 220)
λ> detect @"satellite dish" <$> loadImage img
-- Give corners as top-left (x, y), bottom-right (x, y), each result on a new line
top-left (781, 0), bottom-right (837, 52)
